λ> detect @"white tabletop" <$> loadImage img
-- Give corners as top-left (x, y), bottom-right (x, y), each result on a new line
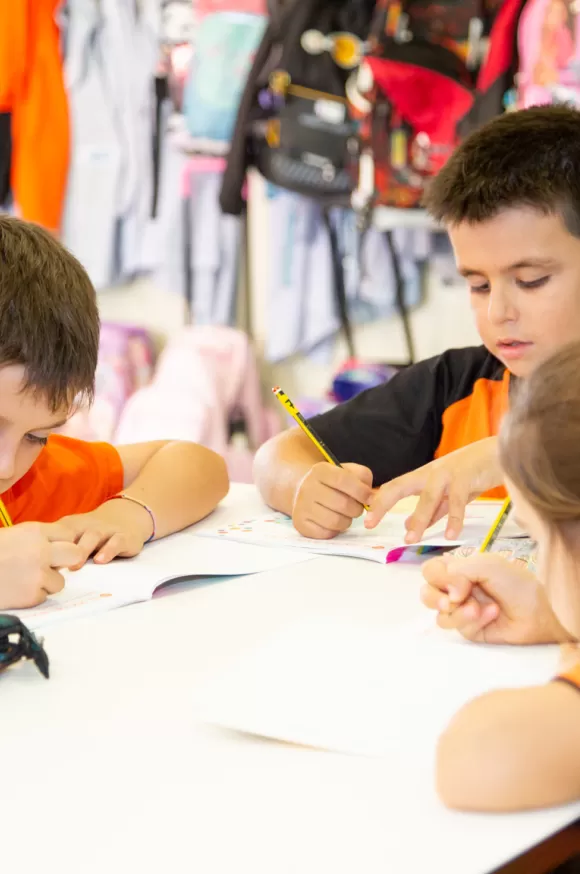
top-left (1, 484), bottom-right (578, 874)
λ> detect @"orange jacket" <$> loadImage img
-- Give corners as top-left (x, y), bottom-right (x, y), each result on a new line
top-left (0, 0), bottom-right (69, 232)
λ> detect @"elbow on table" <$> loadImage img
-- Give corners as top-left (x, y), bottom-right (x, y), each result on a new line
top-left (253, 432), bottom-right (290, 507)
top-left (436, 723), bottom-right (480, 811)
top-left (435, 715), bottom-right (508, 812)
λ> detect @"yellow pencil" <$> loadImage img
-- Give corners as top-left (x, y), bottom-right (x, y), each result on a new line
top-left (272, 386), bottom-right (371, 511)
top-left (480, 496), bottom-right (512, 553)
top-left (0, 497), bottom-right (12, 528)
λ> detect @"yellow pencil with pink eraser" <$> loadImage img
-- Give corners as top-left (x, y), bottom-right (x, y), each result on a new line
top-left (272, 386), bottom-right (371, 511)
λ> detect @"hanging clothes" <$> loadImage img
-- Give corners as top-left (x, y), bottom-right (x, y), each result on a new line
top-left (62, 0), bottom-right (160, 289)
top-left (0, 0), bottom-right (70, 231)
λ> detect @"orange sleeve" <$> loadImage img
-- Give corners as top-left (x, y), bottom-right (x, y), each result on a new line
top-left (1, 435), bottom-right (124, 523)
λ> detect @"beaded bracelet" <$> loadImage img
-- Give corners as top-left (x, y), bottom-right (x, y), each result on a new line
top-left (109, 493), bottom-right (156, 543)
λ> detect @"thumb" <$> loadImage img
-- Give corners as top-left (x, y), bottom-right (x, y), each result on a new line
top-left (342, 463), bottom-right (373, 488)
top-left (49, 541), bottom-right (85, 570)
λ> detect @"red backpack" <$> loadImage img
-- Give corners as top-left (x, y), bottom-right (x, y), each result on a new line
top-left (348, 0), bottom-right (528, 211)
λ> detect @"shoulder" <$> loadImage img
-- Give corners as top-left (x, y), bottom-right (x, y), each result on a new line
top-left (429, 346), bottom-right (506, 405)
top-left (44, 435), bottom-right (122, 471)
top-left (370, 345), bottom-right (503, 397)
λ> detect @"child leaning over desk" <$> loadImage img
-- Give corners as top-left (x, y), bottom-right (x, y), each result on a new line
top-left (0, 216), bottom-right (229, 611)
top-left (429, 341), bottom-right (580, 812)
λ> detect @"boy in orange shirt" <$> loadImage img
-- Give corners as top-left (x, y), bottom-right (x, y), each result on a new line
top-left (0, 216), bottom-right (229, 610)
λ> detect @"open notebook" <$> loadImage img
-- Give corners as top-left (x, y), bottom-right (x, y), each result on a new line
top-left (5, 532), bottom-right (317, 631)
top-left (198, 500), bottom-right (526, 564)
top-left (196, 614), bottom-right (558, 759)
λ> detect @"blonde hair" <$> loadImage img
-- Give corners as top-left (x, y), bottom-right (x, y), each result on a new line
top-left (500, 342), bottom-right (580, 547)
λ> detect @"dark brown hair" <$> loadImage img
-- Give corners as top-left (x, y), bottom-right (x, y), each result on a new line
top-left (499, 342), bottom-right (580, 548)
top-left (0, 216), bottom-right (99, 410)
top-left (423, 105), bottom-right (580, 237)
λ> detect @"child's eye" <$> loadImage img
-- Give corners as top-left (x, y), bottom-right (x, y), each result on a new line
top-left (25, 434), bottom-right (48, 446)
top-left (516, 276), bottom-right (550, 289)
top-left (469, 283), bottom-right (490, 294)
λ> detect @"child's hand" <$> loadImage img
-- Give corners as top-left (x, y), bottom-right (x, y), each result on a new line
top-left (291, 462), bottom-right (373, 539)
top-left (365, 437), bottom-right (501, 542)
top-left (59, 498), bottom-right (154, 568)
top-left (421, 552), bottom-right (570, 644)
top-left (0, 522), bottom-right (84, 610)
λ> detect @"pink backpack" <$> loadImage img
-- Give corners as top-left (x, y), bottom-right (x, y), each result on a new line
top-left (61, 323), bottom-right (156, 442)
top-left (114, 325), bottom-right (279, 482)
top-left (517, 0), bottom-right (580, 108)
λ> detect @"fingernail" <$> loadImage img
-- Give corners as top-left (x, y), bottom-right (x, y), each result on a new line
top-left (446, 527), bottom-right (457, 540)
top-left (448, 587), bottom-right (460, 601)
top-left (438, 596), bottom-right (450, 612)
top-left (364, 515), bottom-right (373, 527)
top-left (405, 531), bottom-right (419, 544)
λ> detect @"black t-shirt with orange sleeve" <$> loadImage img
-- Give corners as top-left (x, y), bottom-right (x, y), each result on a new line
top-left (308, 346), bottom-right (510, 499)
top-left (1, 435), bottom-right (125, 523)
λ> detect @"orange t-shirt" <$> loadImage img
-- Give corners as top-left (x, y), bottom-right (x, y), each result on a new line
top-left (1, 435), bottom-right (124, 524)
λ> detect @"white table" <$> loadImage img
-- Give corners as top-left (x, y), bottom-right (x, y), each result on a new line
top-left (1, 484), bottom-right (579, 874)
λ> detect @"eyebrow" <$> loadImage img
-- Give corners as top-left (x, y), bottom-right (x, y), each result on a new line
top-left (28, 419), bottom-right (68, 433)
top-left (459, 258), bottom-right (559, 278)
top-left (0, 415), bottom-right (69, 431)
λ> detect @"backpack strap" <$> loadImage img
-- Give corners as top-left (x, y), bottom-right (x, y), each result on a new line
top-left (321, 207), bottom-right (356, 359)
top-left (384, 229), bottom-right (416, 366)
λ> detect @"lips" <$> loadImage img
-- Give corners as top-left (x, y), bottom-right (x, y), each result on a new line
top-left (496, 340), bottom-right (533, 360)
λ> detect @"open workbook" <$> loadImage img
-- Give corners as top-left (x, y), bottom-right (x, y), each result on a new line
top-left (5, 532), bottom-right (317, 632)
top-left (198, 500), bottom-right (526, 564)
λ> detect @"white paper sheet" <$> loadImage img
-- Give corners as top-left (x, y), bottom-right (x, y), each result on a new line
top-left (197, 614), bottom-right (558, 759)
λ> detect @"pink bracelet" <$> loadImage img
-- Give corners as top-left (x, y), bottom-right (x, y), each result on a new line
top-left (109, 493), bottom-right (156, 543)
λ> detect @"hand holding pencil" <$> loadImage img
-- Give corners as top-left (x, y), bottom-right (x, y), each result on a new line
top-left (273, 387), bottom-right (373, 540)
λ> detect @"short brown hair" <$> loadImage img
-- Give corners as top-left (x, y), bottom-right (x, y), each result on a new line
top-left (499, 342), bottom-right (580, 550)
top-left (0, 216), bottom-right (99, 410)
top-left (423, 105), bottom-right (580, 236)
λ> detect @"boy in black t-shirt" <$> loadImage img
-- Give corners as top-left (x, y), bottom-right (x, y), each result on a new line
top-left (255, 106), bottom-right (580, 543)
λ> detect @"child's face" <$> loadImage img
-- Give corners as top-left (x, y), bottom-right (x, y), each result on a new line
top-left (448, 207), bottom-right (580, 378)
top-left (507, 477), bottom-right (580, 639)
top-left (0, 365), bottom-right (71, 493)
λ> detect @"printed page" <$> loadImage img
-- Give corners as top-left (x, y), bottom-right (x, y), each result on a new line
top-left (197, 614), bottom-right (557, 759)
top-left (6, 535), bottom-right (319, 631)
top-left (198, 501), bottom-right (519, 563)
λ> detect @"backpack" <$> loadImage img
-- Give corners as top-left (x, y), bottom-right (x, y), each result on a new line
top-left (61, 323), bottom-right (156, 443)
top-left (114, 326), bottom-right (280, 483)
top-left (349, 0), bottom-right (527, 211)
top-left (183, 0), bottom-right (268, 148)
top-left (231, 0), bottom-right (376, 204)
top-left (219, 0), bottom-right (380, 359)
top-left (517, 0), bottom-right (580, 109)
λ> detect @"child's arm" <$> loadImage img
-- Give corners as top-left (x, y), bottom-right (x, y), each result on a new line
top-left (60, 441), bottom-right (229, 565)
top-left (437, 677), bottom-right (580, 812)
top-left (116, 440), bottom-right (229, 536)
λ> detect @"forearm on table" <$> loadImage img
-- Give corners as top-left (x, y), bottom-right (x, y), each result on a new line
top-left (118, 441), bottom-right (229, 538)
top-left (437, 683), bottom-right (580, 812)
top-left (253, 430), bottom-right (323, 514)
